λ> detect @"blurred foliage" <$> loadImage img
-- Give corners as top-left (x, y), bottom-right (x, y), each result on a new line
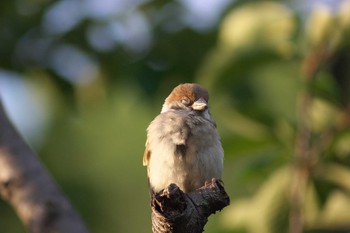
top-left (1, 0), bottom-right (350, 233)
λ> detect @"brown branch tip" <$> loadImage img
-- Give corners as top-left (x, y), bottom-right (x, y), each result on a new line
top-left (151, 178), bottom-right (230, 233)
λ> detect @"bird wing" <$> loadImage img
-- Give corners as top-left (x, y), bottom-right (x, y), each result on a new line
top-left (143, 140), bottom-right (151, 167)
top-left (143, 111), bottom-right (189, 170)
top-left (143, 139), bottom-right (152, 179)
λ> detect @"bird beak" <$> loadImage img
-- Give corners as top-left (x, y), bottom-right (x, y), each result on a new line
top-left (192, 98), bottom-right (207, 111)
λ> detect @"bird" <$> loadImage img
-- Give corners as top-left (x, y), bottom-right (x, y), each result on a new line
top-left (143, 83), bottom-right (224, 193)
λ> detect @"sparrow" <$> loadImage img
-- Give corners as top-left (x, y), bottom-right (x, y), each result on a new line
top-left (143, 83), bottom-right (224, 193)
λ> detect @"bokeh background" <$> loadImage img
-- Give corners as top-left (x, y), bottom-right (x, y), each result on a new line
top-left (1, 0), bottom-right (350, 232)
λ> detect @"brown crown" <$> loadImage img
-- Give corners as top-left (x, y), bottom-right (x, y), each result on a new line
top-left (165, 83), bottom-right (209, 104)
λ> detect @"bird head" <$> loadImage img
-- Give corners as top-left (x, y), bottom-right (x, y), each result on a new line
top-left (161, 83), bottom-right (209, 113)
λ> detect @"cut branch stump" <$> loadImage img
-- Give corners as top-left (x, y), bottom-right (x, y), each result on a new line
top-left (151, 179), bottom-right (230, 233)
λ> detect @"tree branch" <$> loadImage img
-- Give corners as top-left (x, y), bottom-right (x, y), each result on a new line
top-left (151, 178), bottom-right (230, 233)
top-left (0, 99), bottom-right (89, 233)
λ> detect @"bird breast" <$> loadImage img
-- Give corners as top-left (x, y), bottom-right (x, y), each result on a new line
top-left (147, 110), bottom-right (224, 193)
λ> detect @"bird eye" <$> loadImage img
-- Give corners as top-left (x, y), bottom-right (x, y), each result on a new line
top-left (181, 98), bottom-right (191, 105)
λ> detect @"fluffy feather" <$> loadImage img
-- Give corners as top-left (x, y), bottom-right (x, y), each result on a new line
top-left (143, 83), bottom-right (224, 193)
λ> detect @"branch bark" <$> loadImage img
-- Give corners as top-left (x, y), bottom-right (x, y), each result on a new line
top-left (151, 178), bottom-right (230, 233)
top-left (0, 99), bottom-right (89, 233)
